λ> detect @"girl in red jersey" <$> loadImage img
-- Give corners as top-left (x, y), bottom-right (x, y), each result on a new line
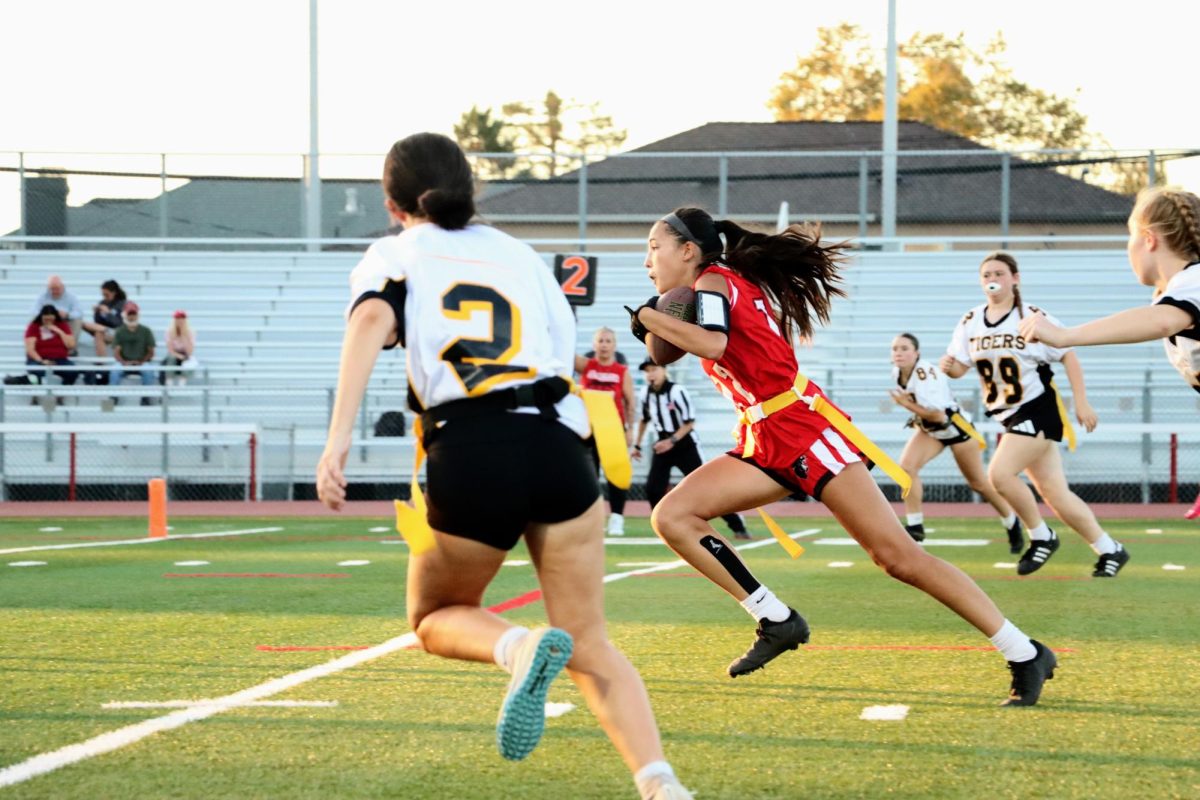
top-left (627, 207), bottom-right (1055, 706)
top-left (575, 327), bottom-right (636, 535)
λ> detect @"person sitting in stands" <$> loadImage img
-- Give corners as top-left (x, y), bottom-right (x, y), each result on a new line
top-left (108, 302), bottom-right (156, 404)
top-left (24, 304), bottom-right (79, 387)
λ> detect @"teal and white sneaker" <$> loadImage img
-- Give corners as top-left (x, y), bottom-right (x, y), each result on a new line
top-left (496, 627), bottom-right (573, 761)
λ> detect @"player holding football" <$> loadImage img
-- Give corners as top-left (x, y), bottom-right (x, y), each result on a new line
top-left (940, 252), bottom-right (1130, 577)
top-left (627, 206), bottom-right (1056, 706)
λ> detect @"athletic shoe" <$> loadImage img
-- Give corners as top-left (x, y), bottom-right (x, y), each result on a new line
top-left (728, 608), bottom-right (810, 677)
top-left (1001, 639), bottom-right (1057, 707)
top-left (904, 523), bottom-right (926, 542)
top-left (643, 776), bottom-right (695, 800)
top-left (496, 627), bottom-right (573, 761)
top-left (1092, 545), bottom-right (1130, 578)
top-left (1005, 518), bottom-right (1024, 554)
top-left (606, 513), bottom-right (625, 536)
top-left (1017, 532), bottom-right (1059, 575)
top-left (1186, 497), bottom-right (1200, 520)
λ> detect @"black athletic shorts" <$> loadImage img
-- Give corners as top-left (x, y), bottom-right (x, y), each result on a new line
top-left (423, 412), bottom-right (600, 550)
top-left (1001, 388), bottom-right (1064, 442)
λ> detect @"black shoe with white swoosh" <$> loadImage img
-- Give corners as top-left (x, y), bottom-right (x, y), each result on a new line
top-left (1092, 545), bottom-right (1130, 578)
top-left (1017, 531), bottom-right (1060, 575)
top-left (728, 608), bottom-right (810, 677)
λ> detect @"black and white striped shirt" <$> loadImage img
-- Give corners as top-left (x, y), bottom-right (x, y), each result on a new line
top-left (639, 380), bottom-right (699, 443)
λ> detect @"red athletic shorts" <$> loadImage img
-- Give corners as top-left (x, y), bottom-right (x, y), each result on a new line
top-left (728, 426), bottom-right (866, 501)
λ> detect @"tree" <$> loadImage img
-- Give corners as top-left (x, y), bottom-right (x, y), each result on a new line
top-left (500, 91), bottom-right (627, 178)
top-left (769, 26), bottom-right (1146, 193)
top-left (453, 105), bottom-right (515, 179)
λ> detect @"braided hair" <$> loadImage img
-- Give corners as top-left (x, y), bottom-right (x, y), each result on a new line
top-left (661, 207), bottom-right (848, 341)
top-left (1133, 187), bottom-right (1200, 261)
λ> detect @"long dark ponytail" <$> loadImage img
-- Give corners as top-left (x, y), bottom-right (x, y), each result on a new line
top-left (666, 206), bottom-right (849, 340)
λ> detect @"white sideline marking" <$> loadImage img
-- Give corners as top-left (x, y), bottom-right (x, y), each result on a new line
top-left (1162, 564), bottom-right (1186, 571)
top-left (814, 537), bottom-right (988, 547)
top-left (174, 561), bottom-right (210, 567)
top-left (379, 540), bottom-right (403, 545)
top-left (827, 561), bottom-right (854, 568)
top-left (0, 527), bottom-right (285, 556)
top-left (0, 527), bottom-right (822, 788)
top-left (993, 562), bottom-right (1018, 569)
top-left (103, 700), bottom-right (338, 709)
top-left (616, 561), bottom-right (672, 567)
top-left (8, 561), bottom-right (47, 567)
top-left (860, 704), bottom-right (909, 721)
top-left (543, 702), bottom-right (576, 718)
top-left (1146, 528), bottom-right (1163, 534)
top-left (502, 560), bottom-right (530, 567)
top-left (38, 527), bottom-right (63, 532)
top-left (368, 527), bottom-right (391, 533)
top-left (337, 560), bottom-right (371, 567)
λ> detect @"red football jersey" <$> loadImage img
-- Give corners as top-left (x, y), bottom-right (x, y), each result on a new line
top-left (695, 263), bottom-right (847, 468)
top-left (580, 357), bottom-right (628, 425)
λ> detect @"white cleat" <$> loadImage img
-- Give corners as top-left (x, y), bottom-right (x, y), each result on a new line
top-left (606, 513), bottom-right (625, 536)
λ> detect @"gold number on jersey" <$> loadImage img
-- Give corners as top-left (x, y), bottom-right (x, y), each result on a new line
top-left (975, 356), bottom-right (1022, 405)
top-left (439, 283), bottom-right (536, 395)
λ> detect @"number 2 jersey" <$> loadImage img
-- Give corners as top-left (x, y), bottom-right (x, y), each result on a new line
top-left (946, 302), bottom-right (1071, 422)
top-left (891, 359), bottom-right (970, 440)
top-left (1153, 262), bottom-right (1200, 393)
top-left (693, 262), bottom-right (846, 468)
top-left (346, 223), bottom-right (589, 437)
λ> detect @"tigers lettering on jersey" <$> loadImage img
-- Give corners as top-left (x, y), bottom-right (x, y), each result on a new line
top-left (948, 302), bottom-right (1069, 422)
top-left (346, 223), bottom-right (589, 437)
top-left (1154, 262), bottom-right (1200, 391)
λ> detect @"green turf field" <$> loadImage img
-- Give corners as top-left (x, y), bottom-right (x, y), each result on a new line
top-left (1, 515), bottom-right (1197, 799)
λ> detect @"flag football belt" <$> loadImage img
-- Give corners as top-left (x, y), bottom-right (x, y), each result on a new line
top-left (1049, 380), bottom-right (1077, 451)
top-left (949, 411), bottom-right (987, 450)
top-left (395, 376), bottom-right (631, 555)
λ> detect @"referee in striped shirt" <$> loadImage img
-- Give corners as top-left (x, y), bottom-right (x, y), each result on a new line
top-left (633, 359), bottom-right (750, 539)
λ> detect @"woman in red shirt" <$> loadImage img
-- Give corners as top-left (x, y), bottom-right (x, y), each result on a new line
top-left (627, 207), bottom-right (1055, 707)
top-left (24, 304), bottom-right (79, 385)
top-left (575, 327), bottom-right (636, 535)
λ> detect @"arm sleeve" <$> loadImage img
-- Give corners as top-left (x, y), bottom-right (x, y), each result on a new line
top-left (347, 241), bottom-right (407, 350)
top-left (673, 385), bottom-right (695, 422)
top-left (947, 316), bottom-right (971, 364)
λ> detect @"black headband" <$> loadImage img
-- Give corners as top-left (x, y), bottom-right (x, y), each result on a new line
top-left (660, 213), bottom-right (703, 247)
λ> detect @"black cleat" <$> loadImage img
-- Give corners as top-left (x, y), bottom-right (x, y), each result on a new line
top-left (904, 523), bottom-right (926, 542)
top-left (1017, 532), bottom-right (1059, 575)
top-left (728, 609), bottom-right (810, 677)
top-left (1006, 518), bottom-right (1024, 554)
top-left (1092, 545), bottom-right (1130, 578)
top-left (732, 530), bottom-right (753, 540)
top-left (1001, 639), bottom-right (1057, 707)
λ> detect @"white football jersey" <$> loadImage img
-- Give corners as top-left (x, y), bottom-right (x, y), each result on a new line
top-left (347, 223), bottom-right (589, 437)
top-left (892, 358), bottom-right (968, 439)
top-left (947, 302), bottom-right (1071, 422)
top-left (1153, 263), bottom-right (1200, 392)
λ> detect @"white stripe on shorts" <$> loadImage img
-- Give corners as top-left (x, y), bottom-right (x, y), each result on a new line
top-left (809, 440), bottom-right (845, 477)
top-left (822, 428), bottom-right (860, 465)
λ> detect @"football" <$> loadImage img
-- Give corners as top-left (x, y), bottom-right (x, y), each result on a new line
top-left (647, 286), bottom-right (696, 365)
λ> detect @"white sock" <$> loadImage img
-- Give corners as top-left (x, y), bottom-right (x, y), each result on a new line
top-left (740, 585), bottom-right (791, 623)
top-left (1000, 513), bottom-right (1017, 529)
top-left (989, 620), bottom-right (1037, 663)
top-left (1090, 532), bottom-right (1119, 556)
top-left (906, 512), bottom-right (924, 526)
top-left (634, 761), bottom-right (676, 800)
top-left (1028, 522), bottom-right (1053, 541)
top-left (493, 625), bottom-right (530, 673)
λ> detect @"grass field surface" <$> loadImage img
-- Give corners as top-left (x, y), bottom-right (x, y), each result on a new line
top-left (1, 515), bottom-right (1197, 799)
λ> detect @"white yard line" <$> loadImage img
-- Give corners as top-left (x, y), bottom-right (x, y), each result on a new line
top-left (102, 700), bottom-right (338, 709)
top-left (0, 526), bottom-right (821, 788)
top-left (0, 527), bottom-right (285, 556)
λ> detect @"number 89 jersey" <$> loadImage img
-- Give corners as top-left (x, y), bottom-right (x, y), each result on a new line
top-left (946, 302), bottom-right (1071, 422)
top-left (346, 223), bottom-right (588, 437)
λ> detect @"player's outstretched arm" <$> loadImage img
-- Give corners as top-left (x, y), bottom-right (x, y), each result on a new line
top-left (1019, 305), bottom-right (1192, 348)
top-left (317, 298), bottom-right (396, 511)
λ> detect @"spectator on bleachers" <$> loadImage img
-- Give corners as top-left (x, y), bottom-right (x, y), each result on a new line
top-left (80, 279), bottom-right (128, 358)
top-left (108, 302), bottom-right (156, 404)
top-left (30, 275), bottom-right (85, 349)
top-left (24, 304), bottom-right (79, 386)
top-left (160, 310), bottom-right (196, 386)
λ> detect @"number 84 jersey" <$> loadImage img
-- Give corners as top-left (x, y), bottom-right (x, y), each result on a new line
top-left (946, 302), bottom-right (1071, 422)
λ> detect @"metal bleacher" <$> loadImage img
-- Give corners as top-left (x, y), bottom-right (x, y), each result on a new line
top-left (1, 245), bottom-right (1195, 494)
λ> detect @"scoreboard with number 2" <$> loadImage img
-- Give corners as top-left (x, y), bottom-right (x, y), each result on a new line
top-left (554, 254), bottom-right (597, 306)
